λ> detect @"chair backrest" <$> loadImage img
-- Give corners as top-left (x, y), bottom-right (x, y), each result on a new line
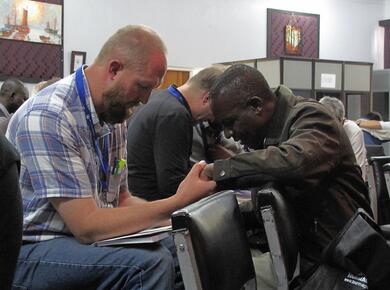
top-left (0, 135), bottom-right (23, 290)
top-left (367, 156), bottom-right (390, 225)
top-left (252, 182), bottom-right (299, 290)
top-left (365, 145), bottom-right (385, 158)
top-left (171, 190), bottom-right (256, 290)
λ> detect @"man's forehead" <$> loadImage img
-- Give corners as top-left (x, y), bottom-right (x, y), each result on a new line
top-left (212, 98), bottom-right (240, 121)
top-left (142, 54), bottom-right (166, 87)
top-left (138, 74), bottom-right (163, 88)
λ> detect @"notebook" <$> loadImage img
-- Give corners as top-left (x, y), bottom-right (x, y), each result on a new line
top-left (93, 225), bottom-right (172, 247)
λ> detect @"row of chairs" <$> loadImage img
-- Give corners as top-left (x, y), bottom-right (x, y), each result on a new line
top-left (172, 153), bottom-right (390, 290)
top-left (171, 184), bottom-right (299, 290)
top-left (365, 145), bottom-right (390, 225)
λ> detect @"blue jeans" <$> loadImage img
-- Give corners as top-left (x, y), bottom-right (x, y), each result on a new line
top-left (12, 236), bottom-right (176, 290)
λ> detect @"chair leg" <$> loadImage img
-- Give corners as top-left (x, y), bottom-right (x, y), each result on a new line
top-left (173, 230), bottom-right (202, 290)
top-left (261, 206), bottom-right (289, 290)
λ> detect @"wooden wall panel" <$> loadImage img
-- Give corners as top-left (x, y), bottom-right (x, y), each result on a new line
top-left (159, 70), bottom-right (190, 89)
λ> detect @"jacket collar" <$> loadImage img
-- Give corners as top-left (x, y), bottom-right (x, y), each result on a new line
top-left (263, 85), bottom-right (295, 146)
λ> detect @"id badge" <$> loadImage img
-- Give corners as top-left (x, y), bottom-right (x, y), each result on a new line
top-left (106, 173), bottom-right (121, 203)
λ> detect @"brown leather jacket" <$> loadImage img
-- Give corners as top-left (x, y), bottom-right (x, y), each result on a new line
top-left (213, 85), bottom-right (372, 261)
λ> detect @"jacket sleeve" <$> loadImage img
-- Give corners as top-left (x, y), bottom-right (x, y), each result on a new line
top-left (213, 104), bottom-right (342, 189)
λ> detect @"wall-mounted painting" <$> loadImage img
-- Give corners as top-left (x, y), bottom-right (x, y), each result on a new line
top-left (267, 8), bottom-right (319, 58)
top-left (0, 0), bottom-right (62, 45)
top-left (285, 22), bottom-right (302, 55)
top-left (0, 0), bottom-right (63, 82)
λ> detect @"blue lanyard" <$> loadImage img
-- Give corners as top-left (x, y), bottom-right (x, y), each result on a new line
top-left (75, 67), bottom-right (110, 191)
top-left (167, 85), bottom-right (186, 106)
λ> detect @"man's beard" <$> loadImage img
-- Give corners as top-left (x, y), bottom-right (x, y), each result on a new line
top-left (99, 85), bottom-right (137, 124)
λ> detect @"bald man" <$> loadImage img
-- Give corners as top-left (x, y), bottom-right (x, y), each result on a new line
top-left (7, 25), bottom-right (215, 290)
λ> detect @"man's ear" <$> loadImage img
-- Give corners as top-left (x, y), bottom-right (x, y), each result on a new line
top-left (202, 91), bottom-right (210, 105)
top-left (247, 96), bottom-right (263, 114)
top-left (108, 60), bottom-right (123, 80)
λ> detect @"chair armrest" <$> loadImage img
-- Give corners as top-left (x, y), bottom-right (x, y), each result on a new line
top-left (380, 224), bottom-right (390, 240)
top-left (383, 163), bottom-right (390, 173)
top-left (368, 156), bottom-right (390, 165)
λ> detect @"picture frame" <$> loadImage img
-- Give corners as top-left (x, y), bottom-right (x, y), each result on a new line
top-left (0, 0), bottom-right (63, 45)
top-left (70, 51), bottom-right (86, 73)
top-left (267, 8), bottom-right (320, 58)
top-left (0, 0), bottom-right (64, 82)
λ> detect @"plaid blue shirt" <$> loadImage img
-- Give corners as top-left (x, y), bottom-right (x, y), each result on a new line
top-left (6, 69), bottom-right (128, 242)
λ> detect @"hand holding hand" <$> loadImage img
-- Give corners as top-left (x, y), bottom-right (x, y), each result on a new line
top-left (175, 161), bottom-right (216, 207)
top-left (200, 163), bottom-right (214, 181)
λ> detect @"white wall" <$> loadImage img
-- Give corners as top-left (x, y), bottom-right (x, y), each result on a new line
top-left (62, 0), bottom-right (385, 73)
top-left (385, 0), bottom-right (390, 17)
top-left (1, 0), bottom-right (387, 89)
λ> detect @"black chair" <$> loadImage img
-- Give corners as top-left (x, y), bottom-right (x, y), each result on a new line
top-left (365, 145), bottom-right (385, 158)
top-left (251, 182), bottom-right (299, 290)
top-left (171, 190), bottom-right (256, 290)
top-left (0, 135), bottom-right (23, 290)
top-left (366, 156), bottom-right (390, 224)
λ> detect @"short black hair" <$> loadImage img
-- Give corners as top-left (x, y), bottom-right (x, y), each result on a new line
top-left (364, 111), bottom-right (382, 121)
top-left (0, 78), bottom-right (25, 98)
top-left (209, 64), bottom-right (274, 107)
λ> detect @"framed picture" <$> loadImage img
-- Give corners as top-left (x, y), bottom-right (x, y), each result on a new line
top-left (70, 51), bottom-right (86, 73)
top-left (267, 8), bottom-right (320, 58)
top-left (0, 0), bottom-right (63, 45)
top-left (0, 0), bottom-right (64, 82)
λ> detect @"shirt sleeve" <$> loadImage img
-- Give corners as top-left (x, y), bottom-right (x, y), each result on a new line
top-left (379, 121), bottom-right (390, 130)
top-left (213, 105), bottom-right (342, 189)
top-left (15, 109), bottom-right (93, 198)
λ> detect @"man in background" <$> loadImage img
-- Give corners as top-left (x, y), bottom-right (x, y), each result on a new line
top-left (319, 96), bottom-right (367, 181)
top-left (0, 78), bottom-right (28, 134)
top-left (127, 66), bottom-right (224, 201)
top-left (357, 111), bottom-right (390, 146)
